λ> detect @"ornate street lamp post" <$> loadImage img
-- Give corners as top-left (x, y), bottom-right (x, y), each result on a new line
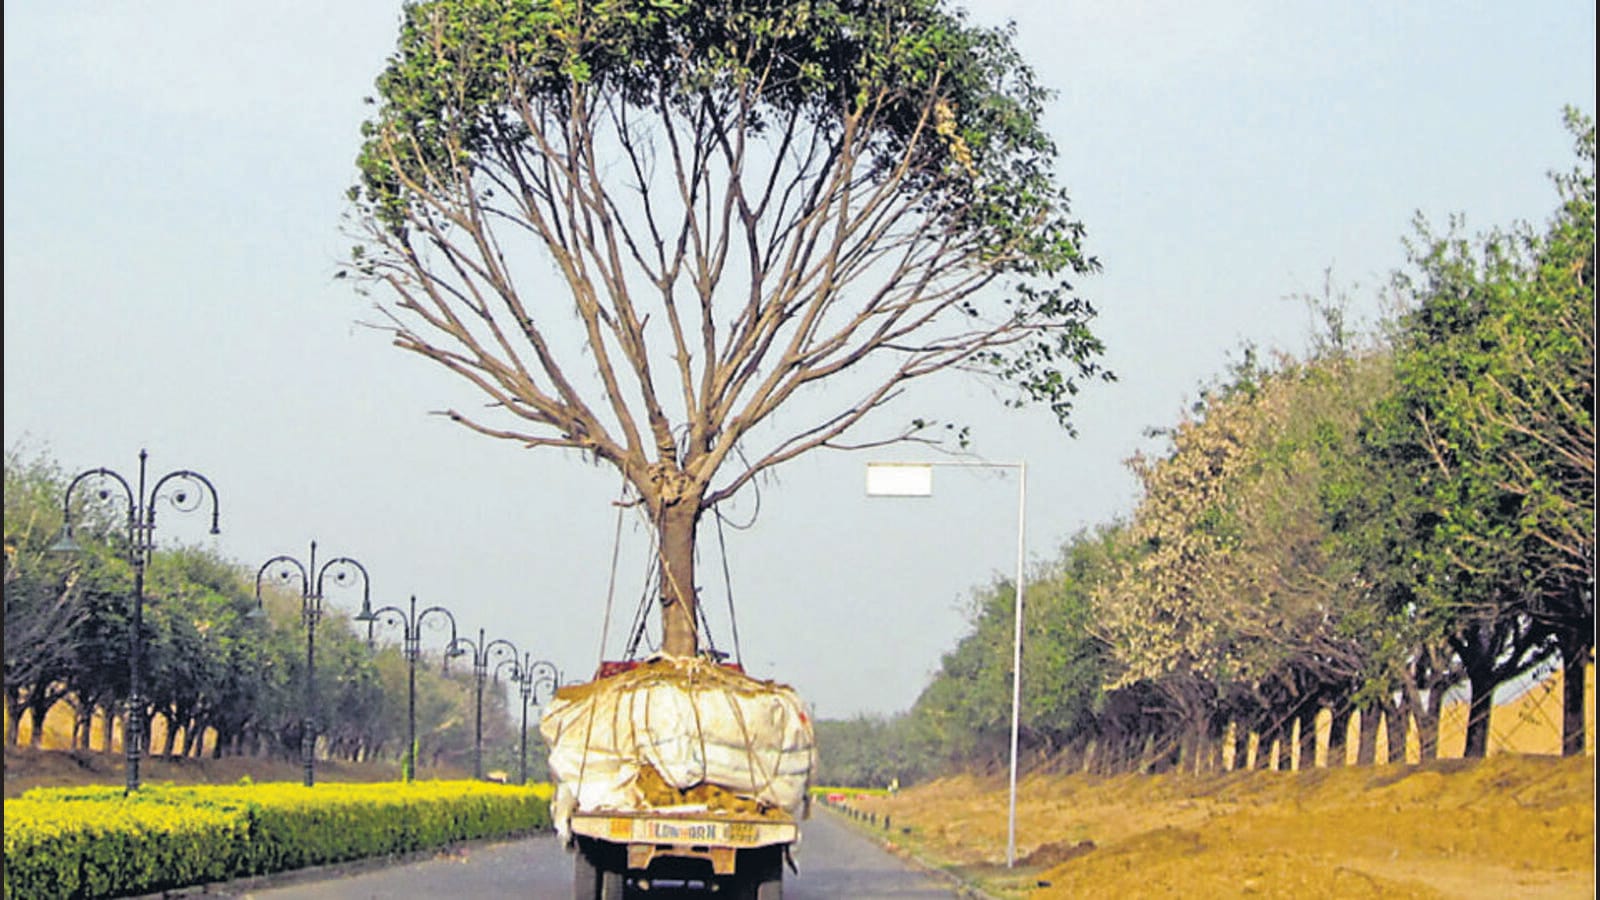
top-left (355, 595), bottom-right (456, 782)
top-left (492, 655), bottom-right (521, 780)
top-left (52, 449), bottom-right (221, 793)
top-left (253, 541), bottom-right (371, 787)
top-left (513, 655), bottom-right (560, 786)
top-left (447, 628), bottom-right (519, 780)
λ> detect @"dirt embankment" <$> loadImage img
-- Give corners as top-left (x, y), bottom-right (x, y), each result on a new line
top-left (850, 754), bottom-right (1594, 900)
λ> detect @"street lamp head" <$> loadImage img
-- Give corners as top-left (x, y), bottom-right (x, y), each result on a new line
top-left (245, 602), bottom-right (268, 620)
top-left (447, 642), bottom-right (467, 659)
top-left (48, 526), bottom-right (83, 554)
top-left (353, 601), bottom-right (377, 623)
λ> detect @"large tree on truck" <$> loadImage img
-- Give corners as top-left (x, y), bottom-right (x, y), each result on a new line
top-left (348, 0), bottom-right (1107, 657)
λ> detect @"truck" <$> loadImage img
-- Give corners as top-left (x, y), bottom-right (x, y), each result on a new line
top-left (541, 655), bottom-right (817, 899)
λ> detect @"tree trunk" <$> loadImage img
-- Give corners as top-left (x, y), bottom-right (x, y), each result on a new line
top-left (1395, 689), bottom-right (1418, 763)
top-left (161, 713), bottom-right (178, 757)
top-left (4, 696), bottom-right (21, 747)
top-left (27, 704), bottom-right (46, 749)
top-left (100, 705), bottom-right (115, 753)
top-left (1181, 727), bottom-right (1202, 775)
top-left (1257, 720), bottom-right (1280, 771)
top-left (1198, 733), bottom-right (1219, 775)
top-left (1385, 702), bottom-right (1409, 765)
top-left (70, 699), bottom-right (90, 751)
top-left (656, 495), bottom-right (703, 657)
top-left (1326, 707), bottom-right (1348, 768)
top-left (1136, 733), bottom-right (1156, 773)
top-left (1561, 641), bottom-right (1591, 757)
top-left (70, 707), bottom-right (84, 751)
top-left (1416, 689), bottom-right (1443, 762)
top-left (1462, 667), bottom-right (1495, 759)
top-left (1355, 705), bottom-right (1379, 766)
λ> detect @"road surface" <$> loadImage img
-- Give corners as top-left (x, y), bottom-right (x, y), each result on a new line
top-left (157, 809), bottom-right (964, 899)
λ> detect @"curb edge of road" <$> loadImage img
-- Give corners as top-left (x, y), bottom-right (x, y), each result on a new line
top-left (816, 806), bottom-right (1001, 900)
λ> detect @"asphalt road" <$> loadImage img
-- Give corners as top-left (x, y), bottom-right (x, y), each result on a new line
top-left (172, 809), bottom-right (963, 899)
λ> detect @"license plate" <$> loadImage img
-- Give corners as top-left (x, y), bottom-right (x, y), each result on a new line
top-left (645, 820), bottom-right (723, 842)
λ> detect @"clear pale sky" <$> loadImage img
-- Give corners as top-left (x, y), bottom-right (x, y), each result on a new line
top-left (5, 2), bottom-right (1594, 719)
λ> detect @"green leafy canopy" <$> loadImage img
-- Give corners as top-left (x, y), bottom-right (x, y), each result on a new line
top-left (359, 0), bottom-right (1083, 266)
top-left (350, 0), bottom-right (1107, 433)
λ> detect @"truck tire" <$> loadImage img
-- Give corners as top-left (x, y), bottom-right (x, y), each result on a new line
top-left (573, 848), bottom-right (599, 900)
top-left (731, 847), bottom-right (783, 900)
top-left (574, 841), bottom-right (627, 900)
top-left (755, 874), bottom-right (783, 900)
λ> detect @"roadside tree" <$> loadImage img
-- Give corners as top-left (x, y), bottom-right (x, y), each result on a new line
top-left (3, 447), bottom-right (116, 748)
top-left (1370, 109), bottom-right (1594, 757)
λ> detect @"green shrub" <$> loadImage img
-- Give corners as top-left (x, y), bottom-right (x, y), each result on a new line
top-left (4, 781), bottom-right (554, 899)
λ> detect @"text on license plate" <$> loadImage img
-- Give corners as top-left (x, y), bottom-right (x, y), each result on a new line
top-left (629, 820), bottom-right (761, 844)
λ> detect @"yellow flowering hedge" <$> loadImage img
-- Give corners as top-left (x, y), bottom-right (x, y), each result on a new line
top-left (810, 786), bottom-right (891, 797)
top-left (3, 780), bottom-right (554, 899)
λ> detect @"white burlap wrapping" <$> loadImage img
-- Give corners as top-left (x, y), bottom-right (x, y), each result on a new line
top-left (540, 655), bottom-right (817, 841)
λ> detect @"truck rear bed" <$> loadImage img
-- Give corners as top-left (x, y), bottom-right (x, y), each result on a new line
top-left (570, 807), bottom-right (797, 875)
